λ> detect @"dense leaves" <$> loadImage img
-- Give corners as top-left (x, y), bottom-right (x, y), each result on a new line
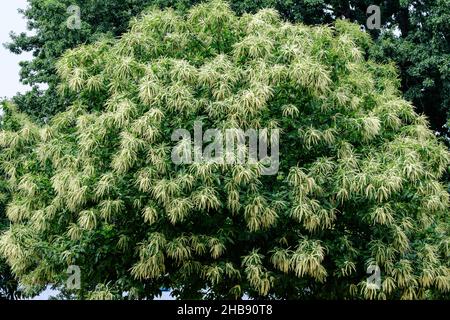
top-left (0, 1), bottom-right (448, 299)
top-left (7, 0), bottom-right (177, 120)
top-left (370, 0), bottom-right (450, 140)
top-left (0, 122), bottom-right (20, 299)
top-left (7, 0), bottom-right (450, 139)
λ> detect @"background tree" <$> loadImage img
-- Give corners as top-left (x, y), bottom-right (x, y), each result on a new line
top-left (369, 0), bottom-right (450, 142)
top-left (1, 1), bottom-right (448, 299)
top-left (7, 0), bottom-right (450, 140)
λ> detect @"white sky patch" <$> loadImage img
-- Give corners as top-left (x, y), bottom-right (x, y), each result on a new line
top-left (0, 0), bottom-right (34, 99)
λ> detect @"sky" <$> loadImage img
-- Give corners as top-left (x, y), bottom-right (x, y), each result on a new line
top-left (0, 0), bottom-right (34, 99)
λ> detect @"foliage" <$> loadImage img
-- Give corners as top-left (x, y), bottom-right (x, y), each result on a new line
top-left (369, 0), bottom-right (450, 140)
top-left (0, 102), bottom-right (21, 300)
top-left (0, 1), bottom-right (448, 299)
top-left (7, 1), bottom-right (450, 139)
top-left (6, 0), bottom-right (175, 121)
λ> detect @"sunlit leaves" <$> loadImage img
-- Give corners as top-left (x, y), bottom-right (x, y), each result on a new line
top-left (0, 0), bottom-right (449, 300)
top-left (290, 239), bottom-right (327, 282)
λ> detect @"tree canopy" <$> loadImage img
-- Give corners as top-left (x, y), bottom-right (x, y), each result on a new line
top-left (0, 1), bottom-right (448, 299)
top-left (6, 0), bottom-right (450, 140)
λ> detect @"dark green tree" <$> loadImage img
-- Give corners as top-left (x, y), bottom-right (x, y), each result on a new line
top-left (369, 0), bottom-right (450, 140)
